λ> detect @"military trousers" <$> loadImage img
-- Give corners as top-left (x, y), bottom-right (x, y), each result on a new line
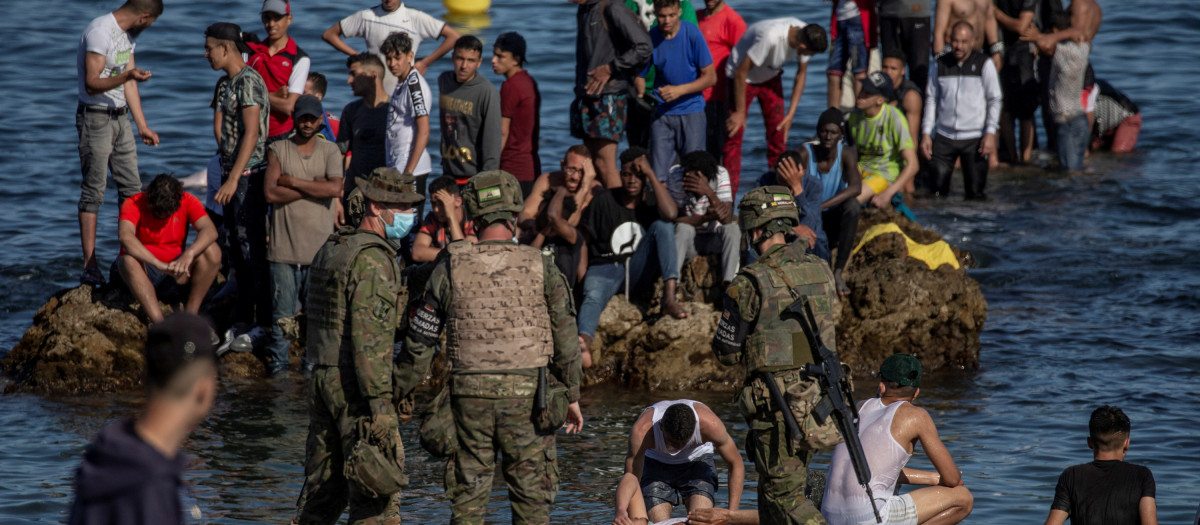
top-left (746, 414), bottom-right (828, 525)
top-left (295, 366), bottom-right (403, 525)
top-left (446, 395), bottom-right (558, 525)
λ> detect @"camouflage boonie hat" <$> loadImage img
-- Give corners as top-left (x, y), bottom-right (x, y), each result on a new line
top-left (462, 170), bottom-right (524, 224)
top-left (356, 167), bottom-right (425, 205)
top-left (739, 186), bottom-right (800, 232)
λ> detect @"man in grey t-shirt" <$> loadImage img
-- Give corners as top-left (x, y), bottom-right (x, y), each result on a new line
top-left (75, 0), bottom-right (163, 285)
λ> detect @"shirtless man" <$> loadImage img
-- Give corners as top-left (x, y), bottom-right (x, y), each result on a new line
top-left (614, 400), bottom-right (744, 525)
top-left (520, 144), bottom-right (602, 229)
top-left (933, 0), bottom-right (1001, 69)
top-left (822, 354), bottom-right (974, 525)
top-left (1020, 0), bottom-right (1102, 172)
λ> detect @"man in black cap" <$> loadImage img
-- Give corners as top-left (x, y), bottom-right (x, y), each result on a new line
top-left (821, 354), bottom-right (975, 525)
top-left (492, 32), bottom-right (542, 197)
top-left (262, 94), bottom-right (344, 376)
top-left (799, 108), bottom-right (861, 296)
top-left (847, 71), bottom-right (919, 209)
top-left (68, 313), bottom-right (219, 525)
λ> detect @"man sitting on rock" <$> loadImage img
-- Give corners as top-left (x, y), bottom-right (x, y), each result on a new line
top-left (614, 400), bottom-right (744, 524)
top-left (519, 144), bottom-right (602, 230)
top-left (577, 146), bottom-right (681, 368)
top-left (115, 174), bottom-right (222, 325)
top-left (822, 354), bottom-right (975, 525)
top-left (668, 151), bottom-right (739, 290)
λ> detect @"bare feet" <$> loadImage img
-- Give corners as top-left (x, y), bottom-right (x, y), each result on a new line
top-left (663, 299), bottom-right (690, 319)
top-left (834, 270), bottom-right (851, 297)
top-left (578, 334), bottom-right (593, 368)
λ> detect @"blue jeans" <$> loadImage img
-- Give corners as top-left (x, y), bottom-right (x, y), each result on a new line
top-left (828, 16), bottom-right (868, 75)
top-left (1057, 113), bottom-right (1089, 171)
top-left (650, 112), bottom-right (707, 184)
top-left (268, 262), bottom-right (308, 374)
top-left (577, 220), bottom-right (678, 338)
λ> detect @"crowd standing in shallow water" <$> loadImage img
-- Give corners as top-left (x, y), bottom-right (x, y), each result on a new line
top-left (67, 0), bottom-right (1152, 523)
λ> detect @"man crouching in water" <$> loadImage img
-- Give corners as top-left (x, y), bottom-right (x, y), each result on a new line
top-left (822, 354), bottom-right (974, 525)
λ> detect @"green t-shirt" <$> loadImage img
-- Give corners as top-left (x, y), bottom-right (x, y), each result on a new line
top-left (848, 104), bottom-right (913, 182)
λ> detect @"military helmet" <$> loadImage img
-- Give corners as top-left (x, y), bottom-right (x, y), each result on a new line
top-left (462, 170), bottom-right (524, 225)
top-left (739, 186), bottom-right (800, 232)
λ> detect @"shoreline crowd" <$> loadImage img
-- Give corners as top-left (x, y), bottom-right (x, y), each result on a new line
top-left (65, 0), bottom-right (1153, 524)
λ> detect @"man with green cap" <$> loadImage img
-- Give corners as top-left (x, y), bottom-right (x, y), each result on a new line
top-left (294, 167), bottom-right (423, 524)
top-left (821, 354), bottom-right (974, 525)
top-left (711, 185), bottom-right (837, 525)
top-left (396, 170), bottom-right (584, 524)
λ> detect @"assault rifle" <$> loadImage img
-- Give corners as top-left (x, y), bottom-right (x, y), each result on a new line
top-left (789, 295), bottom-right (881, 524)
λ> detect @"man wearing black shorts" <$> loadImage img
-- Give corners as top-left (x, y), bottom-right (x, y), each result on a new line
top-left (614, 400), bottom-right (744, 523)
top-left (995, 0), bottom-right (1038, 165)
top-left (877, 0), bottom-right (932, 91)
top-left (1044, 405), bottom-right (1157, 525)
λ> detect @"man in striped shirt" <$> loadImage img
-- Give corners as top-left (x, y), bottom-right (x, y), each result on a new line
top-left (669, 151), bottom-right (739, 288)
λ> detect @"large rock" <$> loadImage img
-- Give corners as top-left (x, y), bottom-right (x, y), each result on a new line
top-left (2, 284), bottom-right (270, 394)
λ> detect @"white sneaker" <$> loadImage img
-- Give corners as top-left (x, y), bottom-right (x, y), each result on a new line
top-left (216, 328), bottom-right (237, 357)
top-left (230, 326), bottom-right (268, 353)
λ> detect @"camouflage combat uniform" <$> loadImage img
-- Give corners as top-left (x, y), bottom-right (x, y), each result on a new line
top-left (712, 187), bottom-right (838, 525)
top-left (295, 169), bottom-right (421, 525)
top-left (396, 171), bottom-right (581, 525)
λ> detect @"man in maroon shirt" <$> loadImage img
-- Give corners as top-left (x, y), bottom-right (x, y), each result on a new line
top-left (492, 32), bottom-right (541, 197)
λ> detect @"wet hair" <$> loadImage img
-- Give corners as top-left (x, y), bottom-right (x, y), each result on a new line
top-left (455, 35), bottom-right (484, 55)
top-left (565, 144), bottom-right (592, 161)
top-left (619, 146), bottom-right (649, 166)
top-left (1089, 405), bottom-right (1131, 452)
top-left (882, 381), bottom-right (917, 398)
top-left (146, 174), bottom-right (183, 219)
top-left (653, 0), bottom-right (681, 10)
top-left (883, 48), bottom-right (907, 64)
top-left (381, 32), bottom-right (414, 57)
top-left (951, 20), bottom-right (976, 37)
top-left (661, 403), bottom-right (697, 444)
top-left (124, 0), bottom-right (164, 16)
top-left (800, 25), bottom-right (829, 54)
top-left (428, 175), bottom-right (461, 197)
top-left (680, 151), bottom-right (719, 183)
top-left (776, 148), bottom-right (809, 171)
top-left (307, 72), bottom-right (327, 96)
top-left (347, 52), bottom-right (385, 76)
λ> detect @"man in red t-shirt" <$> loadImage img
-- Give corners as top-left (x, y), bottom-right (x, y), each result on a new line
top-left (116, 175), bottom-right (222, 323)
top-left (697, 0), bottom-right (746, 164)
top-left (491, 32), bottom-right (542, 197)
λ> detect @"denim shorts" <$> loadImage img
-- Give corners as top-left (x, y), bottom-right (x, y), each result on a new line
top-left (110, 258), bottom-right (186, 301)
top-left (828, 16), bottom-right (868, 75)
top-left (640, 455), bottom-right (718, 510)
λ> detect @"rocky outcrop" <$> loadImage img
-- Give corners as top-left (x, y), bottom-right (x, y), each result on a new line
top-left (5, 208), bottom-right (984, 395)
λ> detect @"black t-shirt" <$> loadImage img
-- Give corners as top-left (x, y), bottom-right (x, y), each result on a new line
top-left (581, 187), bottom-right (661, 266)
top-left (542, 232), bottom-right (584, 288)
top-left (1051, 460), bottom-right (1155, 525)
top-left (996, 0), bottom-right (1038, 46)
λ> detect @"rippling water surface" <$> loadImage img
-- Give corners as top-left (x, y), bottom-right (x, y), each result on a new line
top-left (2, 0), bottom-right (1199, 523)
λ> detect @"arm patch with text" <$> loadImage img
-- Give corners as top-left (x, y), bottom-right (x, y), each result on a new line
top-left (408, 291), bottom-right (444, 346)
top-left (713, 298), bottom-right (749, 357)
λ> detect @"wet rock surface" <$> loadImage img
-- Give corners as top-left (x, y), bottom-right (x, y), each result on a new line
top-left (5, 209), bottom-right (983, 394)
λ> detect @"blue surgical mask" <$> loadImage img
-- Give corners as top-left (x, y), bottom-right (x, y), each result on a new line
top-left (384, 209), bottom-right (416, 240)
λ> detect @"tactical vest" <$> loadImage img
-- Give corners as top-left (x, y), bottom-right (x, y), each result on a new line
top-left (445, 242), bottom-right (553, 372)
top-left (742, 242), bottom-right (838, 373)
top-left (306, 230), bottom-right (400, 366)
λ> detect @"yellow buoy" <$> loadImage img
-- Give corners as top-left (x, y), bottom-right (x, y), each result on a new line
top-left (443, 0), bottom-right (490, 15)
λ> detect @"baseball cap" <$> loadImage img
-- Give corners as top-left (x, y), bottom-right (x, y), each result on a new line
top-left (878, 353), bottom-right (922, 387)
top-left (860, 71), bottom-right (896, 102)
top-left (205, 22), bottom-right (253, 55)
top-left (144, 313), bottom-right (217, 390)
top-left (262, 0), bottom-right (290, 15)
top-left (293, 94), bottom-right (323, 119)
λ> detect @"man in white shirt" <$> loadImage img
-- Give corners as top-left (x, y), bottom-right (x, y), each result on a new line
top-left (321, 0), bottom-right (461, 93)
top-left (75, 0), bottom-right (163, 286)
top-left (723, 18), bottom-right (827, 191)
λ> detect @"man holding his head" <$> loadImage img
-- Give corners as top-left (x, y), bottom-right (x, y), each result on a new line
top-left (1044, 405), bottom-right (1157, 525)
top-left (75, 0), bottom-right (163, 286)
top-left (68, 313), bottom-right (219, 525)
top-left (822, 354), bottom-right (974, 525)
top-left (615, 400), bottom-right (744, 524)
top-left (439, 36), bottom-right (502, 185)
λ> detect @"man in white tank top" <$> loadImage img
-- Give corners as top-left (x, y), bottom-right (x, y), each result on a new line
top-left (822, 354), bottom-right (974, 525)
top-left (614, 400), bottom-right (745, 524)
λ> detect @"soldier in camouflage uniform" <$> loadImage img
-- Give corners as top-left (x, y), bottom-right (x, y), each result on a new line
top-left (294, 167), bottom-right (423, 525)
top-left (711, 186), bottom-right (839, 525)
top-left (396, 170), bottom-right (584, 525)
